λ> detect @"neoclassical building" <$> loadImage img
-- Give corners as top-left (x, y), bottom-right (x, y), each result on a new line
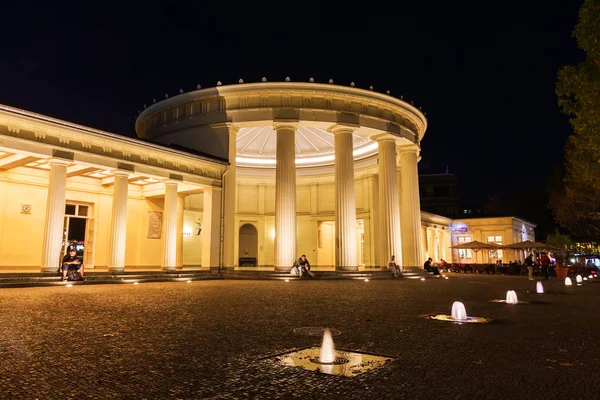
top-left (0, 80), bottom-right (535, 273)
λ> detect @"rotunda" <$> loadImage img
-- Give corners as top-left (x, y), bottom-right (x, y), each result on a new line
top-left (136, 80), bottom-right (427, 271)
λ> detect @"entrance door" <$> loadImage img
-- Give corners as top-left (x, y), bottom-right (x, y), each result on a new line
top-left (318, 221), bottom-right (335, 268)
top-left (239, 223), bottom-right (258, 266)
top-left (62, 203), bottom-right (94, 269)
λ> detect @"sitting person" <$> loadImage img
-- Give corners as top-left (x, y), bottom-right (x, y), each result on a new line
top-left (298, 254), bottom-right (316, 278)
top-left (424, 257), bottom-right (439, 275)
top-left (439, 259), bottom-right (448, 272)
top-left (424, 257), bottom-right (432, 272)
top-left (388, 255), bottom-right (402, 278)
top-left (61, 247), bottom-right (84, 281)
top-left (291, 259), bottom-right (302, 275)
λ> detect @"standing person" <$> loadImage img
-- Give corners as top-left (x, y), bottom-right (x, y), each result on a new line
top-left (298, 254), bottom-right (316, 278)
top-left (388, 255), bottom-right (402, 278)
top-left (540, 252), bottom-right (550, 280)
top-left (524, 253), bottom-right (534, 280)
top-left (61, 247), bottom-right (84, 281)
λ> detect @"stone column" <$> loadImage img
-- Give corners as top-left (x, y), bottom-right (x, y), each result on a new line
top-left (399, 146), bottom-right (423, 268)
top-left (332, 125), bottom-right (358, 271)
top-left (162, 180), bottom-right (179, 272)
top-left (222, 124), bottom-right (239, 269)
top-left (375, 135), bottom-right (402, 269)
top-left (176, 195), bottom-right (185, 268)
top-left (426, 227), bottom-right (435, 262)
top-left (421, 226), bottom-right (428, 262)
top-left (274, 122), bottom-right (297, 271)
top-left (107, 171), bottom-right (129, 272)
top-left (41, 159), bottom-right (69, 272)
top-left (202, 187), bottom-right (222, 269)
top-left (433, 229), bottom-right (441, 262)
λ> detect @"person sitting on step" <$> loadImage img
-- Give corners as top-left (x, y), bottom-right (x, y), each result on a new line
top-left (298, 254), bottom-right (316, 278)
top-left (61, 247), bottom-right (84, 281)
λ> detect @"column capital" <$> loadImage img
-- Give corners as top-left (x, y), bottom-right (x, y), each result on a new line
top-left (113, 170), bottom-right (132, 178)
top-left (397, 144), bottom-right (420, 155)
top-left (163, 179), bottom-right (180, 186)
top-left (273, 121), bottom-right (298, 131)
top-left (206, 122), bottom-right (240, 135)
top-left (48, 158), bottom-right (71, 167)
top-left (327, 123), bottom-right (357, 135)
top-left (371, 132), bottom-right (399, 143)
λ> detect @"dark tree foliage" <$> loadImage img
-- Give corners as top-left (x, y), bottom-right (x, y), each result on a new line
top-left (551, 0), bottom-right (600, 238)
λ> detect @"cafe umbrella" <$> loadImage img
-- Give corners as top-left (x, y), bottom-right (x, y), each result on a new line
top-left (502, 240), bottom-right (555, 261)
top-left (450, 240), bottom-right (503, 264)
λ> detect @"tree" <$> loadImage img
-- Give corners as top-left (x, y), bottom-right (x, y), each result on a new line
top-left (551, 0), bottom-right (600, 237)
top-left (545, 228), bottom-right (573, 266)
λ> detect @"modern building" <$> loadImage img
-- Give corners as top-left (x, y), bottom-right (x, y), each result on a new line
top-left (0, 80), bottom-right (536, 274)
top-left (418, 172), bottom-right (460, 218)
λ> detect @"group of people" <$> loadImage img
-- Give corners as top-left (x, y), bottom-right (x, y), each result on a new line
top-left (290, 254), bottom-right (405, 278)
top-left (524, 252), bottom-right (552, 280)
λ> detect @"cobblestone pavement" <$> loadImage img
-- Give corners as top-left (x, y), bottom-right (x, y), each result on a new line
top-left (1, 274), bottom-right (599, 399)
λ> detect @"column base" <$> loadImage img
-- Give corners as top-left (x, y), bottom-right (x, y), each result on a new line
top-left (335, 266), bottom-right (358, 272)
top-left (163, 266), bottom-right (177, 273)
top-left (41, 266), bottom-right (59, 273)
top-left (274, 266), bottom-right (292, 272)
top-left (107, 267), bottom-right (124, 273)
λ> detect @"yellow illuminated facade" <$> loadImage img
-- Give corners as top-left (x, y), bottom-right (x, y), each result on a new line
top-left (0, 81), bottom-right (535, 273)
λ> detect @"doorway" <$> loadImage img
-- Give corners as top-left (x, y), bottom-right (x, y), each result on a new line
top-left (238, 223), bottom-right (258, 266)
top-left (62, 203), bottom-right (95, 269)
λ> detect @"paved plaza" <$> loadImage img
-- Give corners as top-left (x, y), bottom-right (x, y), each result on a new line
top-left (1, 274), bottom-right (599, 399)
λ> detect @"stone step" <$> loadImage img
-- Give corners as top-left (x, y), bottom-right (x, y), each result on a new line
top-left (0, 269), bottom-right (441, 287)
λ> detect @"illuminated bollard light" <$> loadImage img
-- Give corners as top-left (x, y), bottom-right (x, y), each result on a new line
top-left (536, 281), bottom-right (544, 294)
top-left (565, 277), bottom-right (572, 286)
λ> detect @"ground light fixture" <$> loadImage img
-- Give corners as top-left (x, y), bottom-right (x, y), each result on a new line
top-left (269, 328), bottom-right (396, 377)
top-left (133, 282), bottom-right (139, 285)
top-left (425, 301), bottom-right (493, 324)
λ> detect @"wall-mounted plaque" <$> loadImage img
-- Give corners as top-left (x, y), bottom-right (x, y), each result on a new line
top-left (147, 211), bottom-right (162, 239)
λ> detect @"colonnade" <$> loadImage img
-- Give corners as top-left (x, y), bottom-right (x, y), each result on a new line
top-left (225, 123), bottom-right (423, 272)
top-left (39, 123), bottom-right (424, 273)
top-left (39, 163), bottom-right (215, 273)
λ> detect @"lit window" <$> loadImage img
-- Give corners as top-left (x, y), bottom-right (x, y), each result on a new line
top-left (457, 236), bottom-right (472, 259)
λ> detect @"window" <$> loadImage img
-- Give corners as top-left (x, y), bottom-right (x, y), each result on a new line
top-left (65, 204), bottom-right (76, 215)
top-left (434, 186), bottom-right (451, 196)
top-left (487, 235), bottom-right (503, 260)
top-left (457, 236), bottom-right (472, 259)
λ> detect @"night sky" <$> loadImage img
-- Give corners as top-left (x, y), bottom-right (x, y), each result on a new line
top-left (1, 1), bottom-right (583, 228)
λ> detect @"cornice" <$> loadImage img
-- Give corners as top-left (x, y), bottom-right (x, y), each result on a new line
top-left (0, 106), bottom-right (226, 183)
top-left (136, 82), bottom-right (427, 141)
